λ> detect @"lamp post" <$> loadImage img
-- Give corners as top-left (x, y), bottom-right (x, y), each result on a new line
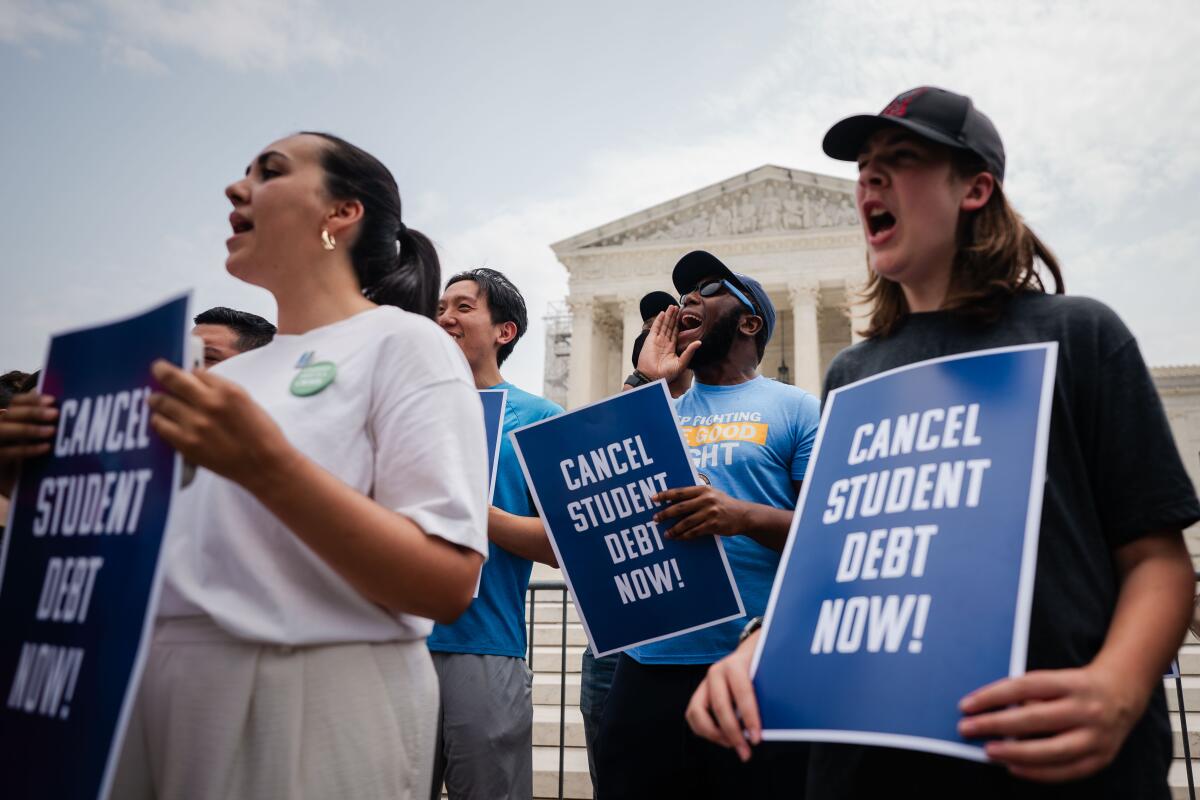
top-left (776, 312), bottom-right (791, 384)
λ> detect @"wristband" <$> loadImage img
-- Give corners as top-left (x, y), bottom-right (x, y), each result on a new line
top-left (624, 370), bottom-right (653, 388)
top-left (738, 616), bottom-right (764, 644)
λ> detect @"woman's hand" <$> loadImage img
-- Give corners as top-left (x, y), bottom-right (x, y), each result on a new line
top-left (685, 630), bottom-right (763, 762)
top-left (147, 360), bottom-right (295, 491)
top-left (636, 306), bottom-right (701, 383)
top-left (0, 392), bottom-right (58, 496)
top-left (958, 663), bottom-right (1142, 782)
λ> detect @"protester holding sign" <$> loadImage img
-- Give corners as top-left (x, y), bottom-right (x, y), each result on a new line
top-left (582, 289), bottom-right (691, 796)
top-left (429, 267), bottom-right (562, 800)
top-left (686, 87), bottom-right (1200, 798)
top-left (594, 252), bottom-right (820, 798)
top-left (3, 132), bottom-right (490, 800)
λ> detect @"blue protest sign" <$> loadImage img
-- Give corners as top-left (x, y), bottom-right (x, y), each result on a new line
top-left (479, 389), bottom-right (507, 504)
top-left (0, 294), bottom-right (190, 799)
top-left (512, 381), bottom-right (744, 657)
top-left (752, 343), bottom-right (1057, 761)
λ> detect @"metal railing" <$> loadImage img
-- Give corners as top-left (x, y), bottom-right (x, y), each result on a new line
top-left (527, 579), bottom-right (570, 800)
top-left (1173, 656), bottom-right (1194, 800)
top-left (525, 576), bottom-right (1200, 800)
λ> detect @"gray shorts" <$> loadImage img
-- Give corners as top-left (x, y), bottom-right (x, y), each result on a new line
top-left (429, 652), bottom-right (533, 800)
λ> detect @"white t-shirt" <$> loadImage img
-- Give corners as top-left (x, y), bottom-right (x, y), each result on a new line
top-left (159, 306), bottom-right (489, 645)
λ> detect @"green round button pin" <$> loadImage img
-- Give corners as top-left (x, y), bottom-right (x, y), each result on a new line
top-left (290, 361), bottom-right (337, 396)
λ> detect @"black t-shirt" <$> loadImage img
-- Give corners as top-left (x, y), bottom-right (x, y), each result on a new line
top-left (807, 292), bottom-right (1200, 799)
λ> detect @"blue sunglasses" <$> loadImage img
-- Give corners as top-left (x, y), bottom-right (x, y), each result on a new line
top-left (680, 279), bottom-right (757, 315)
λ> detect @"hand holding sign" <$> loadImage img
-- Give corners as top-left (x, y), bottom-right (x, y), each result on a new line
top-left (749, 344), bottom-right (1058, 761)
top-left (147, 360), bottom-right (293, 492)
top-left (959, 665), bottom-right (1140, 782)
top-left (511, 382), bottom-right (744, 656)
top-left (654, 484), bottom-right (750, 541)
top-left (0, 294), bottom-right (189, 800)
top-left (685, 628), bottom-right (763, 763)
top-left (0, 393), bottom-right (59, 491)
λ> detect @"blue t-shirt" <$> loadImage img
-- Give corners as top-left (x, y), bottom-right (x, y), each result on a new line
top-left (628, 376), bottom-right (820, 664)
top-left (428, 382), bottom-right (563, 658)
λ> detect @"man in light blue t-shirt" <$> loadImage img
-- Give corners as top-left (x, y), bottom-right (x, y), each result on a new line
top-left (431, 269), bottom-right (562, 800)
top-left (595, 251), bottom-right (820, 799)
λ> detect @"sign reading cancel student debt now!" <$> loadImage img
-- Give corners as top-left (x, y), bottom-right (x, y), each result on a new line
top-left (0, 294), bottom-right (190, 800)
top-left (512, 381), bottom-right (744, 657)
top-left (752, 344), bottom-right (1057, 761)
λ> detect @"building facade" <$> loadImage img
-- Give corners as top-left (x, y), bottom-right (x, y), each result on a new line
top-left (546, 165), bottom-right (868, 407)
top-left (544, 164), bottom-right (1200, 554)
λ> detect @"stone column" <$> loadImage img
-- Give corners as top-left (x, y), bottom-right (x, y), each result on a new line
top-left (566, 298), bottom-right (594, 410)
top-left (788, 282), bottom-right (822, 395)
top-left (846, 278), bottom-right (867, 343)
top-left (620, 296), bottom-right (643, 373)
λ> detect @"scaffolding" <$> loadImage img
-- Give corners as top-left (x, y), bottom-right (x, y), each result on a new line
top-left (542, 301), bottom-right (571, 408)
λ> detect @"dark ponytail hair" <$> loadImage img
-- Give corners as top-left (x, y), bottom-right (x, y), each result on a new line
top-left (301, 132), bottom-right (440, 319)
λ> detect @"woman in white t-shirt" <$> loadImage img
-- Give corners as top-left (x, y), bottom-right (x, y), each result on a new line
top-left (1, 132), bottom-right (490, 799)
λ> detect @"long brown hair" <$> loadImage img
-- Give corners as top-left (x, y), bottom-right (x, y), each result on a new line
top-left (858, 151), bottom-right (1064, 339)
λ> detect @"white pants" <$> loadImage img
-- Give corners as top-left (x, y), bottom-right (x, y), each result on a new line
top-left (113, 617), bottom-right (438, 800)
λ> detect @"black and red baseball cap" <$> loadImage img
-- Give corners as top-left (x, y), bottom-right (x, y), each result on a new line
top-left (822, 87), bottom-right (1005, 182)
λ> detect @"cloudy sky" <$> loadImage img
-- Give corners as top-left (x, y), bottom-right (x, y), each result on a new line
top-left (3, 0), bottom-right (1197, 392)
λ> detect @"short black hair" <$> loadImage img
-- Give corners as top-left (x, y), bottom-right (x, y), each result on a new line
top-left (445, 268), bottom-right (528, 367)
top-left (194, 307), bottom-right (277, 352)
top-left (0, 370), bottom-right (31, 409)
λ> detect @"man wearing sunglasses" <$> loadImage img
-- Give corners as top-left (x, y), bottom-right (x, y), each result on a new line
top-left (623, 290), bottom-right (694, 398)
top-left (596, 250), bottom-right (821, 798)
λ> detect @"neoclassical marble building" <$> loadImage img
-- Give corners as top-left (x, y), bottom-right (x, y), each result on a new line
top-left (547, 165), bottom-right (868, 407)
top-left (543, 163), bottom-right (1200, 553)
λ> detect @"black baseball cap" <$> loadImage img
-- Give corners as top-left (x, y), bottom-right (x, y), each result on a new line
top-left (639, 291), bottom-right (677, 322)
top-left (671, 250), bottom-right (776, 345)
top-left (822, 87), bottom-right (1005, 182)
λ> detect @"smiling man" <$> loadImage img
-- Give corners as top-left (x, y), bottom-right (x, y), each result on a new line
top-left (595, 251), bottom-right (821, 799)
top-left (430, 268), bottom-right (563, 800)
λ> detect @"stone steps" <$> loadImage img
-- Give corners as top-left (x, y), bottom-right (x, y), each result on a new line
top-left (533, 671), bottom-right (582, 706)
top-left (1165, 677), bottom-right (1200, 711)
top-left (526, 600), bottom-right (581, 625)
top-left (530, 621), bottom-right (590, 647)
top-left (533, 745), bottom-right (593, 800)
top-left (528, 568), bottom-right (591, 800)
top-left (1168, 759), bottom-right (1200, 799)
top-left (1171, 712), bottom-right (1200, 758)
top-left (525, 575), bottom-right (1200, 799)
top-left (533, 704), bottom-right (586, 748)
top-left (1168, 634), bottom-right (1200, 800)
top-left (531, 644), bottom-right (587, 674)
top-left (1178, 643), bottom-right (1200, 674)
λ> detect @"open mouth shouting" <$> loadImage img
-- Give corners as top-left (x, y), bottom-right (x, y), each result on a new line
top-left (861, 199), bottom-right (896, 247)
top-left (677, 308), bottom-right (704, 344)
top-left (228, 211), bottom-right (255, 243)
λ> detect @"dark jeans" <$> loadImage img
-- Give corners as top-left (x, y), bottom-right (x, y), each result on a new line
top-left (594, 653), bottom-right (807, 800)
top-left (579, 647), bottom-right (619, 794)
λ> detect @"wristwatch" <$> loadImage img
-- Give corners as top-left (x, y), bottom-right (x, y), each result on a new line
top-left (624, 370), bottom-right (653, 388)
top-left (738, 616), bottom-right (764, 644)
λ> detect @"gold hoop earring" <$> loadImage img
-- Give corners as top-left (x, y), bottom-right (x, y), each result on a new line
top-left (321, 229), bottom-right (336, 251)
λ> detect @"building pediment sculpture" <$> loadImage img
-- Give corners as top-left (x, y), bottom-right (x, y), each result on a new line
top-left (554, 165), bottom-right (860, 254)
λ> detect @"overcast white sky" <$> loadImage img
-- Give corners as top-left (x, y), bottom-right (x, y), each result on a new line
top-left (3, 0), bottom-right (1197, 392)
